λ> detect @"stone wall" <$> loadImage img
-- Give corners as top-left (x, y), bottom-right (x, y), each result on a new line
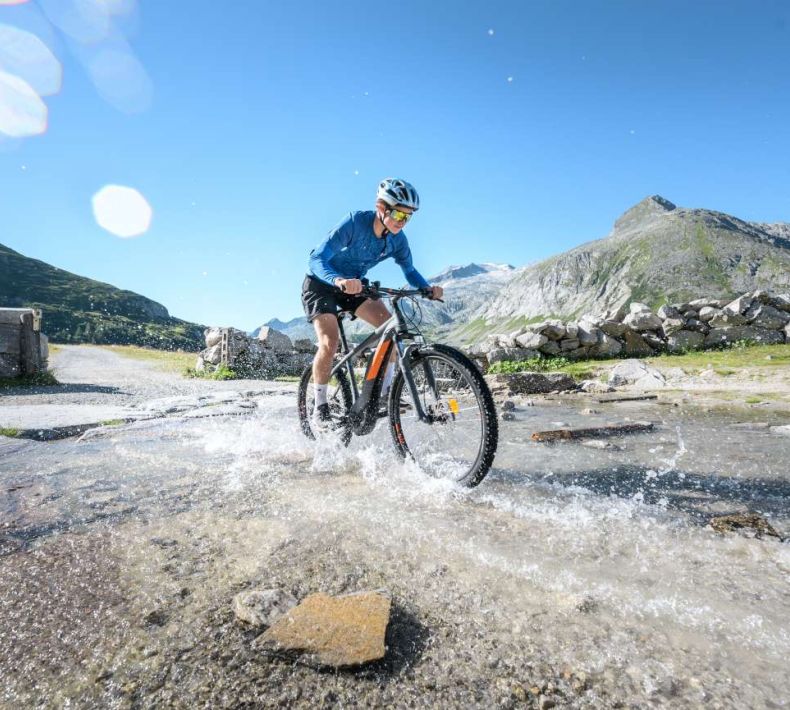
top-left (470, 290), bottom-right (790, 365)
top-left (196, 326), bottom-right (317, 378)
top-left (0, 308), bottom-right (49, 378)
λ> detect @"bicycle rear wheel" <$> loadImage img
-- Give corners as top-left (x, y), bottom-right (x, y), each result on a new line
top-left (297, 364), bottom-right (353, 446)
top-left (388, 344), bottom-right (498, 487)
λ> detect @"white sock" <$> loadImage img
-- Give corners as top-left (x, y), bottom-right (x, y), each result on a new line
top-left (314, 383), bottom-right (328, 407)
top-left (381, 362), bottom-right (396, 397)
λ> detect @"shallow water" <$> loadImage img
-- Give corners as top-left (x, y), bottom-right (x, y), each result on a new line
top-left (1, 393), bottom-right (788, 707)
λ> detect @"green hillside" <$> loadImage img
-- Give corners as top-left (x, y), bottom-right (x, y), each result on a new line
top-left (0, 243), bottom-right (205, 350)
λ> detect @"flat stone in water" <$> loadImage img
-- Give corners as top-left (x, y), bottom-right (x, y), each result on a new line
top-left (256, 591), bottom-right (391, 668)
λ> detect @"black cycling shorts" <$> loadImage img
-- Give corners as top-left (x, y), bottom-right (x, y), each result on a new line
top-left (301, 274), bottom-right (368, 322)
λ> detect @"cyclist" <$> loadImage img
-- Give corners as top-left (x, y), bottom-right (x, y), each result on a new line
top-left (302, 177), bottom-right (444, 428)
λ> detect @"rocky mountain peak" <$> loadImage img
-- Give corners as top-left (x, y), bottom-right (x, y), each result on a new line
top-left (613, 195), bottom-right (677, 233)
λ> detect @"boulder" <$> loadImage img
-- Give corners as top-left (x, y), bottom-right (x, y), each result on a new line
top-left (257, 326), bottom-right (293, 353)
top-left (785, 323), bottom-right (790, 342)
top-left (202, 343), bottom-right (222, 365)
top-left (623, 311), bottom-right (663, 331)
top-left (685, 318), bottom-right (710, 333)
top-left (256, 591), bottom-right (391, 668)
top-left (600, 320), bottom-right (628, 338)
top-left (515, 332), bottom-right (549, 350)
top-left (641, 331), bottom-right (666, 351)
top-left (705, 326), bottom-right (785, 347)
top-left (588, 333), bottom-right (623, 357)
top-left (608, 360), bottom-right (666, 389)
top-left (538, 340), bottom-right (562, 356)
top-left (485, 371), bottom-right (576, 395)
top-left (623, 330), bottom-right (654, 356)
top-left (564, 324), bottom-right (579, 340)
top-left (661, 317), bottom-right (685, 336)
top-left (771, 293), bottom-right (790, 313)
top-left (629, 302), bottom-right (653, 314)
top-left (723, 295), bottom-right (754, 316)
top-left (657, 304), bottom-right (681, 320)
top-left (667, 330), bottom-right (705, 353)
top-left (560, 338), bottom-right (580, 351)
top-left (204, 327), bottom-right (223, 348)
top-left (577, 325), bottom-right (602, 346)
top-left (698, 306), bottom-right (719, 322)
top-left (709, 312), bottom-right (748, 328)
top-left (689, 297), bottom-right (721, 309)
top-left (709, 513), bottom-right (781, 540)
top-left (746, 305), bottom-right (790, 330)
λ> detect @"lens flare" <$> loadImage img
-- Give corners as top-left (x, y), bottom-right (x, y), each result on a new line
top-left (0, 70), bottom-right (47, 137)
top-left (0, 1), bottom-right (31, 5)
top-left (0, 24), bottom-right (62, 97)
top-left (85, 46), bottom-right (152, 114)
top-left (92, 185), bottom-right (152, 238)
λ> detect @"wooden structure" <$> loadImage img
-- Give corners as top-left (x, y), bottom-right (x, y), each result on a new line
top-left (0, 308), bottom-right (47, 378)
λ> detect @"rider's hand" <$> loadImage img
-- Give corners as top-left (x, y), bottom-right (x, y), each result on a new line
top-left (427, 285), bottom-right (444, 300)
top-left (336, 278), bottom-right (363, 295)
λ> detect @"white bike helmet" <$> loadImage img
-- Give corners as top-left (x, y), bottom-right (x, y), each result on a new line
top-left (376, 177), bottom-right (420, 211)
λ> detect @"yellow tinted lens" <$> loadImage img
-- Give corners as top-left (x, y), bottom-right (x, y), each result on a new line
top-left (390, 209), bottom-right (411, 222)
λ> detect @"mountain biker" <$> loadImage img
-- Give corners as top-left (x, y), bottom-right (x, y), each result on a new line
top-left (302, 177), bottom-right (444, 428)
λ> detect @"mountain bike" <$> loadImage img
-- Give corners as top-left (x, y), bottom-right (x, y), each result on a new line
top-left (297, 281), bottom-right (498, 487)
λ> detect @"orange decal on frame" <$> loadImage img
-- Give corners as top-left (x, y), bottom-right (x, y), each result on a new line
top-left (366, 340), bottom-right (391, 380)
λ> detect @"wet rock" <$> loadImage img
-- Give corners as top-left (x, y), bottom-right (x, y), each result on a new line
top-left (580, 408), bottom-right (600, 415)
top-left (501, 411), bottom-right (516, 421)
top-left (233, 589), bottom-right (298, 628)
top-left (709, 513), bottom-right (781, 540)
top-left (501, 400), bottom-right (516, 411)
top-left (256, 591), bottom-right (391, 668)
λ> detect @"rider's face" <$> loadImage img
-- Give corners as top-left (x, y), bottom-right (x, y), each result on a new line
top-left (381, 205), bottom-right (414, 234)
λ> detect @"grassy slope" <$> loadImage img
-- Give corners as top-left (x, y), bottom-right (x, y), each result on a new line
top-left (0, 243), bottom-right (205, 350)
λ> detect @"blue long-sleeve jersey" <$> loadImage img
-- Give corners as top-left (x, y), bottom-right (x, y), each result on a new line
top-left (308, 211), bottom-right (430, 290)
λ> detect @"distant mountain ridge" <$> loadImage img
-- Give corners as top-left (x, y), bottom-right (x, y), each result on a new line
top-left (467, 195), bottom-right (790, 342)
top-left (0, 242), bottom-right (205, 349)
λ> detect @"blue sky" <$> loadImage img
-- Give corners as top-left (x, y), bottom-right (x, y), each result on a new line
top-left (2, 0), bottom-right (789, 331)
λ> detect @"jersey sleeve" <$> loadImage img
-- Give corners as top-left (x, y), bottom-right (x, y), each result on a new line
top-left (308, 212), bottom-right (355, 285)
top-left (392, 234), bottom-right (430, 290)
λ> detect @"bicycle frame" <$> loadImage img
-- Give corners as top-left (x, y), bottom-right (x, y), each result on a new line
top-left (329, 293), bottom-right (440, 436)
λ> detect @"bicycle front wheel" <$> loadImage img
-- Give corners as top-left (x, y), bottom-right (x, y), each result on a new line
top-left (297, 364), bottom-right (353, 446)
top-left (388, 344), bottom-right (498, 487)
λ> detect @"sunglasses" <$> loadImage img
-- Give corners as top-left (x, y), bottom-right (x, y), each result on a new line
top-left (387, 208), bottom-right (413, 223)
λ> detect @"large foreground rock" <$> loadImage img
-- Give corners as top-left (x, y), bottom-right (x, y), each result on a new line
top-left (485, 372), bottom-right (576, 396)
top-left (256, 591), bottom-right (391, 668)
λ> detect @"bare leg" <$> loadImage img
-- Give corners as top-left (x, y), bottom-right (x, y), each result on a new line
top-left (312, 313), bottom-right (340, 385)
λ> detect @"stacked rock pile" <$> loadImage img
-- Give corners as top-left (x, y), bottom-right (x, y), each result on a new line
top-left (196, 326), bottom-right (317, 378)
top-left (471, 290), bottom-right (790, 365)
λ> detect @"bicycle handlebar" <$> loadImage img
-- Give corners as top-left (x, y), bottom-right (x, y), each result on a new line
top-left (339, 279), bottom-right (443, 302)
